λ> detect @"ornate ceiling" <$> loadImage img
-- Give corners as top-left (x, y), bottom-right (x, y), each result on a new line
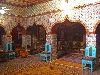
top-left (0, 0), bottom-right (52, 7)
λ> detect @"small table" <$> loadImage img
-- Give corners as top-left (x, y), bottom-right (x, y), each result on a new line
top-left (0, 50), bottom-right (8, 61)
top-left (15, 48), bottom-right (22, 56)
top-left (80, 49), bottom-right (85, 55)
top-left (20, 51), bottom-right (28, 57)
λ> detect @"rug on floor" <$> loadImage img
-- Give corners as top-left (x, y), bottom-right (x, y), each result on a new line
top-left (59, 53), bottom-right (84, 64)
top-left (1, 61), bottom-right (83, 75)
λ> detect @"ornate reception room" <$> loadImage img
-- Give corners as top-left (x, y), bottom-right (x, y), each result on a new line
top-left (0, 0), bottom-right (100, 75)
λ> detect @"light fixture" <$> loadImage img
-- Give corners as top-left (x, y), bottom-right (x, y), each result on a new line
top-left (0, 7), bottom-right (10, 14)
top-left (0, 9), bottom-right (6, 14)
top-left (59, 1), bottom-right (75, 16)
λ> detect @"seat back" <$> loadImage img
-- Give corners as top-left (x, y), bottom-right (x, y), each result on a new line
top-left (85, 46), bottom-right (96, 58)
top-left (45, 44), bottom-right (52, 52)
top-left (4, 43), bottom-right (12, 51)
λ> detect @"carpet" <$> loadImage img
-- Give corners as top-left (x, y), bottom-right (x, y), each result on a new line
top-left (59, 53), bottom-right (84, 64)
top-left (0, 54), bottom-right (100, 75)
top-left (52, 60), bottom-right (82, 68)
top-left (1, 61), bottom-right (82, 75)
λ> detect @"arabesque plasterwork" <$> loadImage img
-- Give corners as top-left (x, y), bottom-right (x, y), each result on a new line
top-left (0, 0), bottom-right (100, 46)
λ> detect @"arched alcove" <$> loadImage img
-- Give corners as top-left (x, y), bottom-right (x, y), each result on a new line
top-left (11, 24), bottom-right (25, 50)
top-left (52, 19), bottom-right (86, 58)
top-left (26, 24), bottom-right (46, 54)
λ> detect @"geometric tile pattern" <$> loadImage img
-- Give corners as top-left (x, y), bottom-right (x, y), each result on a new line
top-left (0, 0), bottom-right (100, 47)
top-left (26, 0), bottom-right (65, 16)
top-left (0, 15), bottom-right (19, 33)
top-left (3, 4), bottom-right (25, 17)
top-left (4, 0), bottom-right (64, 17)
top-left (2, 1), bottom-right (100, 34)
top-left (86, 34), bottom-right (96, 47)
top-left (71, 4), bottom-right (100, 33)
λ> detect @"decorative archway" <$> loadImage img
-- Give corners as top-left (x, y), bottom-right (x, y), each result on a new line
top-left (26, 24), bottom-right (46, 54)
top-left (11, 23), bottom-right (25, 48)
top-left (51, 18), bottom-right (86, 58)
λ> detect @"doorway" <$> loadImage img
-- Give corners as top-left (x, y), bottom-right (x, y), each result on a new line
top-left (52, 19), bottom-right (86, 58)
top-left (26, 24), bottom-right (46, 54)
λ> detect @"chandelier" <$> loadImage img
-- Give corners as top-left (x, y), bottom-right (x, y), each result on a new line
top-left (0, 9), bottom-right (6, 14)
top-left (0, 7), bottom-right (10, 14)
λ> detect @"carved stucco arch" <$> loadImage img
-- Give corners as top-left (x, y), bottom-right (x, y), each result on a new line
top-left (19, 16), bottom-right (46, 32)
top-left (11, 23), bottom-right (25, 31)
top-left (10, 23), bottom-right (23, 30)
top-left (0, 24), bottom-right (16, 35)
top-left (34, 23), bottom-right (47, 31)
top-left (51, 15), bottom-right (87, 34)
top-left (0, 16), bottom-right (19, 34)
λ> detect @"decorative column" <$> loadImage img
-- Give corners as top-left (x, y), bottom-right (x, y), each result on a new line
top-left (46, 18), bottom-right (57, 60)
top-left (86, 33), bottom-right (96, 47)
top-left (86, 31), bottom-right (99, 66)
top-left (51, 34), bottom-right (57, 60)
top-left (46, 33), bottom-right (57, 60)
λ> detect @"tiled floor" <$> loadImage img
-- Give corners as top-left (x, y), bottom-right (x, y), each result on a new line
top-left (0, 54), bottom-right (100, 75)
top-left (59, 53), bottom-right (100, 75)
top-left (0, 54), bottom-right (41, 73)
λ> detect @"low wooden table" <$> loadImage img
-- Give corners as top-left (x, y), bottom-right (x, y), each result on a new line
top-left (20, 51), bottom-right (28, 57)
top-left (0, 50), bottom-right (8, 61)
top-left (15, 48), bottom-right (23, 57)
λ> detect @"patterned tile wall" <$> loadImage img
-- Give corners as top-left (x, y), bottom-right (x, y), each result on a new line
top-left (1, 0), bottom-right (100, 50)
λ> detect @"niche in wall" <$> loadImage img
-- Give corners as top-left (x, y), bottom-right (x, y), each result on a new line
top-left (26, 24), bottom-right (46, 51)
top-left (52, 19), bottom-right (86, 58)
top-left (11, 24), bottom-right (25, 44)
top-left (72, 23), bottom-right (86, 49)
top-left (72, 24), bottom-right (83, 42)
top-left (38, 26), bottom-right (46, 41)
top-left (56, 24), bottom-right (68, 58)
top-left (57, 24), bottom-right (67, 41)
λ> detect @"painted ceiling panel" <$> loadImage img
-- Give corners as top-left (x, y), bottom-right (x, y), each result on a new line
top-left (0, 0), bottom-right (52, 7)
